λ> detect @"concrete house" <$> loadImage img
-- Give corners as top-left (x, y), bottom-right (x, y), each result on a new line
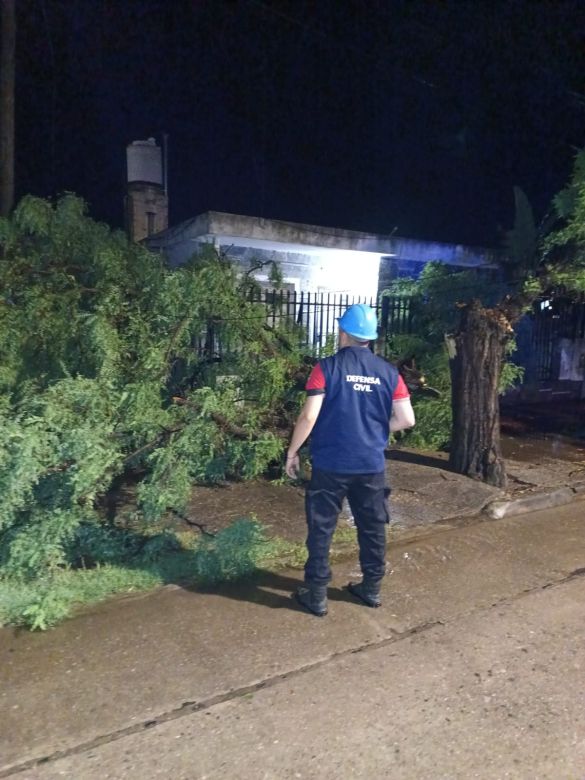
top-left (125, 137), bottom-right (498, 300)
top-left (144, 210), bottom-right (499, 301)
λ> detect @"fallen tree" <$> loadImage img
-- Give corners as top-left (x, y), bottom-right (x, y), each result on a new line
top-left (0, 195), bottom-right (305, 577)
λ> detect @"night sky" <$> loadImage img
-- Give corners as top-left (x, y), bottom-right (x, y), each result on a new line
top-left (15, 0), bottom-right (585, 246)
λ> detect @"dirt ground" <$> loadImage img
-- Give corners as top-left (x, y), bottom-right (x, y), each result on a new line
top-left (500, 399), bottom-right (585, 437)
top-left (185, 480), bottom-right (308, 540)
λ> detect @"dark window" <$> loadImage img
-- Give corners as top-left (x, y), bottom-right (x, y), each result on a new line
top-left (146, 212), bottom-right (156, 236)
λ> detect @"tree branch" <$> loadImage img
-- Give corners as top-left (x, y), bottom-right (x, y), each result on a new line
top-left (163, 313), bottom-right (193, 370)
top-left (122, 428), bottom-right (182, 464)
top-left (171, 396), bottom-right (252, 439)
top-left (170, 509), bottom-right (216, 537)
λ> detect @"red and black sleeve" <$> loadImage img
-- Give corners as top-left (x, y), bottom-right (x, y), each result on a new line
top-left (305, 363), bottom-right (326, 396)
top-left (392, 374), bottom-right (410, 401)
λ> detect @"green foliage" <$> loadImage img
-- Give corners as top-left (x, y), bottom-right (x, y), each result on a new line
top-left (381, 150), bottom-right (585, 481)
top-left (238, 257), bottom-right (283, 297)
top-left (192, 518), bottom-right (267, 583)
top-left (64, 521), bottom-right (181, 568)
top-left (400, 345), bottom-right (453, 451)
top-left (497, 150), bottom-right (585, 299)
top-left (384, 327), bottom-right (452, 451)
top-left (405, 395), bottom-right (452, 452)
top-left (522, 276), bottom-right (542, 299)
top-left (0, 195), bottom-right (303, 579)
top-left (500, 339), bottom-right (525, 393)
top-left (0, 517), bottom-right (282, 629)
top-left (552, 149), bottom-right (585, 221)
top-left (319, 333), bottom-right (337, 357)
top-left (382, 286), bottom-right (524, 453)
top-left (17, 589), bottom-right (74, 631)
top-left (381, 277), bottom-right (420, 297)
top-left (545, 148), bottom-right (585, 292)
top-left (0, 567), bottom-right (161, 630)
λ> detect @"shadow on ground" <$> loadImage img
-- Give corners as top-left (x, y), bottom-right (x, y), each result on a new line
top-left (185, 569), bottom-right (357, 612)
top-left (387, 448), bottom-right (452, 470)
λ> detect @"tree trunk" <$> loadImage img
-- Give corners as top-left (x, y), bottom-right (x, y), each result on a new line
top-left (0, 0), bottom-right (16, 217)
top-left (447, 301), bottom-right (509, 488)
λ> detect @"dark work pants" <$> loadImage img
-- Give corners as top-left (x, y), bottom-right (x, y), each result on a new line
top-left (304, 468), bottom-right (389, 585)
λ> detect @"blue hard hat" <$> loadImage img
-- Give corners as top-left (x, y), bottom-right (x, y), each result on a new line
top-left (337, 303), bottom-right (378, 341)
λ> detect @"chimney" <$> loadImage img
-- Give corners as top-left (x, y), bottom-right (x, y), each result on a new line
top-left (125, 138), bottom-right (169, 242)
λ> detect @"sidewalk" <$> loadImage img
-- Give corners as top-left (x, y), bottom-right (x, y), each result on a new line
top-left (1, 439), bottom-right (585, 777)
top-left (2, 498), bottom-right (585, 776)
top-left (21, 571), bottom-right (585, 779)
top-left (388, 443), bottom-right (585, 531)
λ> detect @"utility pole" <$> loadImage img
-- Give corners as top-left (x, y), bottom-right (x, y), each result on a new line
top-left (1, 0), bottom-right (16, 217)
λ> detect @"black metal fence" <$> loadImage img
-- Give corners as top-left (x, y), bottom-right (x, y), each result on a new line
top-left (195, 287), bottom-right (585, 378)
top-left (195, 290), bottom-right (416, 360)
top-left (257, 289), bottom-right (378, 349)
top-left (378, 294), bottom-right (415, 340)
top-left (530, 294), bottom-right (585, 380)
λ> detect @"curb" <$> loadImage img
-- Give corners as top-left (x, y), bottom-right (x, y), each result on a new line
top-left (484, 485), bottom-right (583, 520)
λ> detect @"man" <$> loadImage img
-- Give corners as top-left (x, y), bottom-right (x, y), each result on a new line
top-left (285, 303), bottom-right (415, 617)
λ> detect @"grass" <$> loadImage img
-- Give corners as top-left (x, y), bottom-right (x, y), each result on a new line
top-left (260, 525), bottom-right (358, 569)
top-left (0, 566), bottom-right (163, 631)
top-left (0, 518), bottom-right (264, 630)
top-left (0, 519), bottom-right (360, 631)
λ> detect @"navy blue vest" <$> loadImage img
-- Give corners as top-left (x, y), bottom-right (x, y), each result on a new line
top-left (310, 346), bottom-right (399, 474)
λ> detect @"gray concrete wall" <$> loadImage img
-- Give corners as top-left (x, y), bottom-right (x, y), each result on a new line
top-left (222, 245), bottom-right (315, 292)
top-left (223, 245), bottom-right (379, 298)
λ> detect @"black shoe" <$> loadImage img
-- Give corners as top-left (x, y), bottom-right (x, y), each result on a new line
top-left (348, 579), bottom-right (382, 608)
top-left (295, 584), bottom-right (328, 616)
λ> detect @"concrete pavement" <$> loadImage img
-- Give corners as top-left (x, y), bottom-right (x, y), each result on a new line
top-left (2, 501), bottom-right (585, 778)
top-left (24, 576), bottom-right (585, 780)
top-left (388, 447), bottom-right (585, 529)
